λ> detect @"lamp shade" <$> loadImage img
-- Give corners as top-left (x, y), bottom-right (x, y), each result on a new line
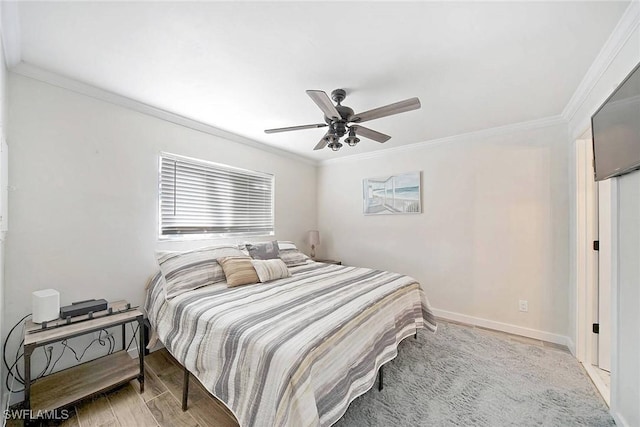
top-left (308, 230), bottom-right (320, 246)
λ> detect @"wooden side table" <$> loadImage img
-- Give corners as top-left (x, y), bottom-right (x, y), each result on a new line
top-left (315, 259), bottom-right (342, 265)
top-left (23, 300), bottom-right (144, 424)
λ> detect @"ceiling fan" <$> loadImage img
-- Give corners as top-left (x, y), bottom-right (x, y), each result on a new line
top-left (264, 89), bottom-right (421, 151)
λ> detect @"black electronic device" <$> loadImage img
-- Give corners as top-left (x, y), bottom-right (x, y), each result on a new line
top-left (592, 61), bottom-right (640, 181)
top-left (60, 299), bottom-right (108, 318)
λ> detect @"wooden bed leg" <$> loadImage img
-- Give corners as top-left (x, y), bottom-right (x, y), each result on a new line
top-left (182, 366), bottom-right (189, 411)
top-left (378, 365), bottom-right (384, 391)
top-left (414, 331), bottom-right (418, 339)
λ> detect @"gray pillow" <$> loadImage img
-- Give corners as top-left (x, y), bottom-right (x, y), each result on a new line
top-left (156, 245), bottom-right (245, 299)
top-left (278, 248), bottom-right (311, 267)
top-left (245, 240), bottom-right (280, 260)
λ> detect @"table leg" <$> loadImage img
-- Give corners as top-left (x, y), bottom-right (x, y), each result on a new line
top-left (182, 367), bottom-right (190, 411)
top-left (122, 323), bottom-right (126, 350)
top-left (24, 344), bottom-right (35, 425)
top-left (137, 317), bottom-right (145, 393)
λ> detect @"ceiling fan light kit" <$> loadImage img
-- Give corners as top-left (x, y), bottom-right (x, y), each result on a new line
top-left (344, 127), bottom-right (360, 147)
top-left (328, 141), bottom-right (342, 151)
top-left (265, 89), bottom-right (421, 152)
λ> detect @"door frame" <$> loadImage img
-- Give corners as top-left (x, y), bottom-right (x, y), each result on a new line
top-left (598, 179), bottom-right (614, 372)
top-left (575, 137), bottom-right (598, 365)
top-left (574, 136), bottom-right (618, 406)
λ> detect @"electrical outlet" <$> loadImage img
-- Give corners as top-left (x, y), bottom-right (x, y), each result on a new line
top-left (519, 300), bottom-right (528, 312)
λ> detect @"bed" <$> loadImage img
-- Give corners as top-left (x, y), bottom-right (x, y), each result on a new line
top-left (144, 252), bottom-right (436, 427)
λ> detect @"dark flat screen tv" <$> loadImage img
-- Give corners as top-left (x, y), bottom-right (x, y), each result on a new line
top-left (592, 61), bottom-right (640, 181)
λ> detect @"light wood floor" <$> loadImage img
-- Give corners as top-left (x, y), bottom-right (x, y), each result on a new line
top-left (7, 320), bottom-right (569, 427)
top-left (7, 349), bottom-right (239, 427)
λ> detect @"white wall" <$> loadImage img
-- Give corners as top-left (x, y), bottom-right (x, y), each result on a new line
top-left (615, 172), bottom-right (640, 427)
top-left (0, 9), bottom-right (8, 413)
top-left (317, 122), bottom-right (570, 340)
top-left (3, 73), bottom-right (317, 400)
top-left (565, 10), bottom-right (639, 425)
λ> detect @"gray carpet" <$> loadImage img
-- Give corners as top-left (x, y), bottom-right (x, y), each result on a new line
top-left (337, 321), bottom-right (614, 427)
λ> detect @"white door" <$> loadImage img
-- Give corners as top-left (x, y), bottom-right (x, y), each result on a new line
top-left (575, 138), bottom-right (599, 364)
top-left (597, 180), bottom-right (613, 372)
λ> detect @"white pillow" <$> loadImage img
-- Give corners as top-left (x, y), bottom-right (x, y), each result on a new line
top-left (251, 259), bottom-right (291, 283)
top-left (277, 241), bottom-right (299, 250)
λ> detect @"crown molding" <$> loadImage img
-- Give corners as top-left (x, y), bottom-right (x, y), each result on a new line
top-left (3, 3), bottom-right (637, 169)
top-left (1, 1), bottom-right (21, 68)
top-left (10, 62), bottom-right (568, 169)
top-left (562, 0), bottom-right (640, 126)
top-left (4, 62), bottom-right (575, 168)
top-left (10, 62), bottom-right (318, 166)
top-left (319, 115), bottom-right (567, 166)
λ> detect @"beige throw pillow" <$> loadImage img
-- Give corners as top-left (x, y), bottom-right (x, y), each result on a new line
top-left (251, 259), bottom-right (291, 283)
top-left (218, 256), bottom-right (260, 287)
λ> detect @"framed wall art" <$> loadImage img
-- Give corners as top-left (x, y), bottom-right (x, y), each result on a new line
top-left (363, 171), bottom-right (421, 215)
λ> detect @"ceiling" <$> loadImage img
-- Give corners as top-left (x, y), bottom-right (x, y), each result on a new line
top-left (12, 1), bottom-right (630, 161)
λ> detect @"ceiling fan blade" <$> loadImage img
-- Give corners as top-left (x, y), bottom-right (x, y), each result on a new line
top-left (353, 125), bottom-right (391, 143)
top-left (313, 133), bottom-right (329, 150)
top-left (264, 123), bottom-right (327, 134)
top-left (306, 90), bottom-right (341, 120)
top-left (350, 97), bottom-right (421, 123)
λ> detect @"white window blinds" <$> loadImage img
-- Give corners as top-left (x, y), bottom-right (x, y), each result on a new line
top-left (159, 153), bottom-right (274, 238)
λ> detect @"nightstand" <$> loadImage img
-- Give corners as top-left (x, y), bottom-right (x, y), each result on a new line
top-left (22, 300), bottom-right (144, 424)
top-left (315, 259), bottom-right (342, 265)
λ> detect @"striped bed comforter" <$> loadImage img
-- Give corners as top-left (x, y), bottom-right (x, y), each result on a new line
top-left (144, 261), bottom-right (437, 427)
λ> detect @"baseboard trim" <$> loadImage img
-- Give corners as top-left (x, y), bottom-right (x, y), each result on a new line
top-left (582, 362), bottom-right (610, 407)
top-left (611, 410), bottom-right (631, 427)
top-left (566, 337), bottom-right (576, 357)
top-left (128, 341), bottom-right (164, 359)
top-left (431, 308), bottom-right (571, 347)
top-left (127, 348), bottom-right (139, 359)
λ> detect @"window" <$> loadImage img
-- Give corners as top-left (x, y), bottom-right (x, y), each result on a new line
top-left (159, 153), bottom-right (274, 238)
